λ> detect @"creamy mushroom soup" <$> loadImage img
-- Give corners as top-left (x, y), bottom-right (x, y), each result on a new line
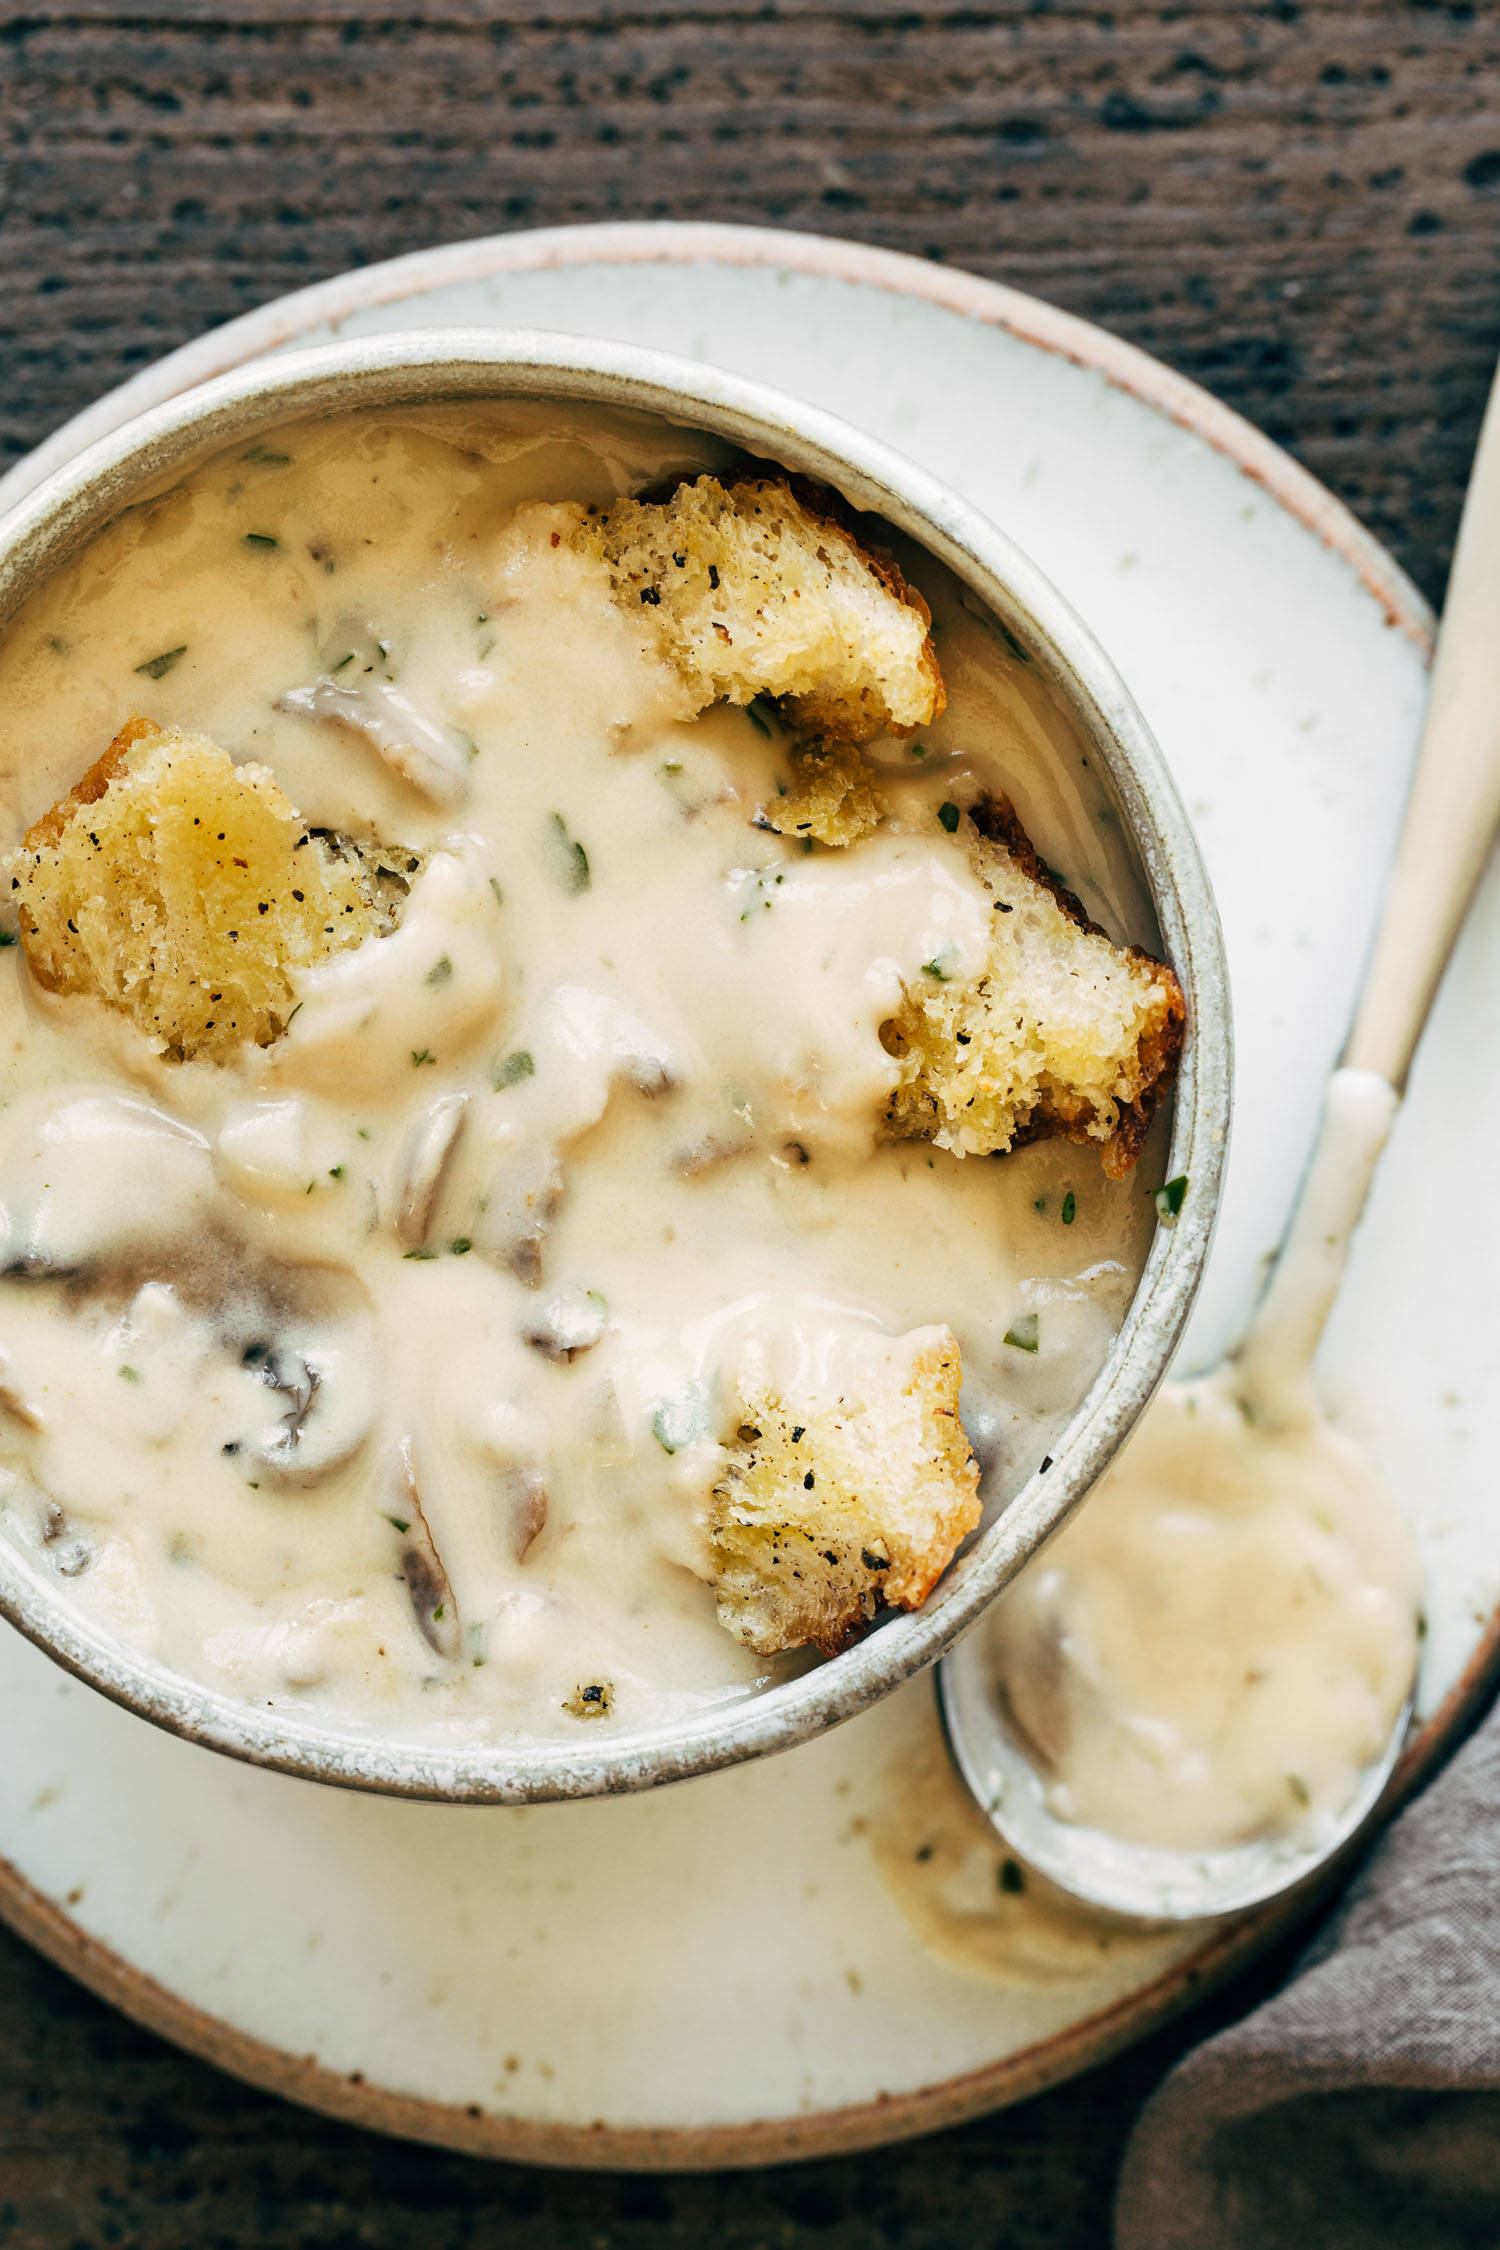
top-left (0, 404), bottom-right (1165, 1746)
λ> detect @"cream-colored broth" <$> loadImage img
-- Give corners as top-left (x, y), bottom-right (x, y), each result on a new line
top-left (992, 1071), bottom-right (1421, 1856)
top-left (0, 403), bottom-right (1160, 1746)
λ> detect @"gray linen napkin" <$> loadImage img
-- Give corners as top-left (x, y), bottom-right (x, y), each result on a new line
top-left (1115, 1698), bottom-right (1500, 2250)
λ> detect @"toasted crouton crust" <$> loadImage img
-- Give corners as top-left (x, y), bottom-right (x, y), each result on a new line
top-left (710, 1328), bottom-right (981, 1656)
top-left (761, 741), bottom-right (885, 848)
top-left (576, 471), bottom-right (944, 744)
top-left (6, 718), bottom-right (418, 1062)
top-left (883, 795), bottom-right (1185, 1177)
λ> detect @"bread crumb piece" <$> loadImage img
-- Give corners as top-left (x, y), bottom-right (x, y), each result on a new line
top-left (761, 741), bottom-right (885, 848)
top-left (883, 796), bottom-right (1184, 1178)
top-left (576, 473), bottom-right (944, 744)
top-left (6, 717), bottom-right (414, 1062)
top-left (711, 1328), bottom-right (980, 1656)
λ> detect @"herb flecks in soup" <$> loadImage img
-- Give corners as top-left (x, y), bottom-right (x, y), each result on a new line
top-left (0, 404), bottom-right (1178, 1746)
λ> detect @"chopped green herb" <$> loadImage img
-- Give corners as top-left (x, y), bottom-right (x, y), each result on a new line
top-left (490, 1049), bottom-right (535, 1091)
top-left (243, 532), bottom-right (279, 550)
top-left (737, 865), bottom-right (790, 921)
top-left (922, 945), bottom-right (959, 983)
top-left (1153, 1174), bottom-right (1189, 1224)
top-left (284, 1001), bottom-right (303, 1029)
top-left (467, 1620), bottom-right (487, 1668)
top-left (910, 742), bottom-right (929, 761)
top-left (546, 812), bottom-right (591, 895)
top-left (332, 650), bottom-right (357, 673)
top-left (998, 1857), bottom-right (1026, 1894)
top-left (304, 1180), bottom-right (315, 1196)
top-left (134, 645), bottom-right (188, 680)
top-left (1061, 1190), bottom-right (1076, 1225)
top-left (588, 1290), bottom-right (608, 1320)
top-left (411, 1048), bottom-right (436, 1068)
top-left (448, 1237), bottom-right (473, 1257)
top-left (489, 877), bottom-right (505, 911)
top-left (0, 930), bottom-right (16, 949)
top-left (938, 801), bottom-right (961, 834)
top-left (1004, 1312), bottom-right (1040, 1354)
top-left (384, 1513), bottom-right (411, 1535)
top-left (424, 954), bottom-right (453, 987)
top-left (328, 1165), bottom-right (345, 1180)
top-left (652, 1384), bottom-right (713, 1455)
top-left (356, 1126), bottom-right (371, 1141)
top-left (1034, 1196), bottom-right (1047, 1214)
top-left (432, 1604), bottom-right (445, 1623)
top-left (1287, 1773), bottom-right (1311, 1807)
top-left (118, 1364), bottom-right (143, 1384)
top-left (403, 1246), bottom-right (439, 1262)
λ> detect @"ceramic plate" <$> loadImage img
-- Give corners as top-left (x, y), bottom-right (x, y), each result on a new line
top-left (0, 223), bottom-right (1490, 2169)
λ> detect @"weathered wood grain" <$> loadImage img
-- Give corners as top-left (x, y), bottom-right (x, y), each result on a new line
top-left (3, 3), bottom-right (1500, 599)
top-left (1, 7), bottom-right (1498, 2244)
top-left (0, 1899), bottom-right (1309, 2250)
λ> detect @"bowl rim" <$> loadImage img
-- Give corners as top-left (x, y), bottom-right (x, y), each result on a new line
top-left (0, 329), bottom-right (1231, 1802)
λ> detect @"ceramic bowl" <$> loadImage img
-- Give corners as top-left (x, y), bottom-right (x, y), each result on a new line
top-left (0, 331), bottom-right (1230, 1800)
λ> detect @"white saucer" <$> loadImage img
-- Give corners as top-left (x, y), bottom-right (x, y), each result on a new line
top-left (2, 223), bottom-right (1489, 2169)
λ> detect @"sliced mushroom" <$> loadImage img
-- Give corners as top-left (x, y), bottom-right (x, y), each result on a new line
top-left (671, 1129), bottom-right (755, 1178)
top-left (505, 1464), bottom-right (549, 1562)
top-left (42, 1501), bottom-right (93, 1578)
top-left (394, 1094), bottom-right (468, 1247)
top-left (471, 1399), bottom-right (551, 1562)
top-left (548, 983), bottom-right (677, 1102)
top-left (279, 627), bottom-right (474, 806)
top-left (390, 1437), bottom-right (461, 1660)
top-left (0, 1095), bottom-right (219, 1282)
top-left (474, 1145), bottom-right (563, 1288)
top-left (225, 1274), bottom-right (382, 1487)
top-left (522, 1283), bottom-right (607, 1364)
top-left (0, 1352), bottom-right (43, 1431)
top-left (0, 1096), bottom-right (384, 1491)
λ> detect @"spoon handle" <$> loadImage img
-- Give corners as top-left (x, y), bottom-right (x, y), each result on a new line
top-left (1237, 352), bottom-right (1500, 1408)
top-left (1343, 355), bottom-right (1500, 1088)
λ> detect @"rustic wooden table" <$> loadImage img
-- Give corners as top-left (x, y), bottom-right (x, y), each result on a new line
top-left (2, 6), bottom-right (1499, 2244)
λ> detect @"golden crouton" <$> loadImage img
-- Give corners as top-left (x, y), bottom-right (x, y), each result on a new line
top-left (761, 741), bottom-right (885, 848)
top-left (884, 796), bottom-right (1185, 1178)
top-left (5, 717), bottom-right (419, 1062)
top-left (710, 1328), bottom-right (981, 1657)
top-left (577, 473), bottom-right (944, 743)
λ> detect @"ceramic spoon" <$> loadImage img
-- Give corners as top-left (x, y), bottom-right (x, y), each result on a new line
top-left (940, 351), bottom-right (1500, 1921)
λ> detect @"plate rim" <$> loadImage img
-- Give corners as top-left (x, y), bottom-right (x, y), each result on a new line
top-left (0, 217), bottom-right (1477, 2170)
top-left (0, 220), bottom-right (1433, 653)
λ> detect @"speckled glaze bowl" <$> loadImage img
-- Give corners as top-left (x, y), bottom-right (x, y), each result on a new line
top-left (0, 331), bottom-right (1230, 1802)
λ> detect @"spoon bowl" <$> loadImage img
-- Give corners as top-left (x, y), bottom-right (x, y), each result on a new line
top-left (940, 1617), bottom-right (1414, 1923)
top-left (937, 344), bottom-right (1500, 1922)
